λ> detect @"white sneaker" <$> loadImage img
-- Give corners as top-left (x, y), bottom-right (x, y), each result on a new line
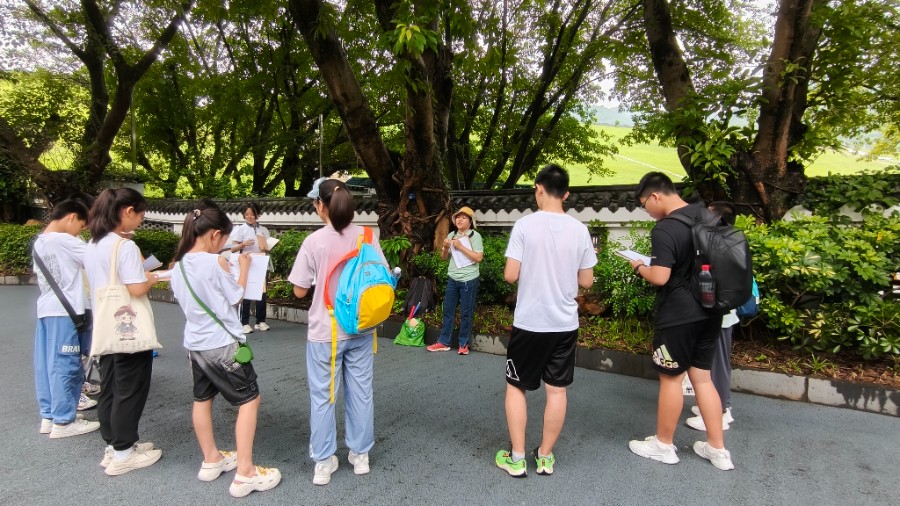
top-left (348, 451), bottom-right (370, 475)
top-left (628, 435), bottom-right (679, 464)
top-left (49, 418), bottom-right (100, 439)
top-left (686, 410), bottom-right (731, 431)
top-left (100, 442), bottom-right (156, 468)
top-left (229, 466), bottom-right (282, 497)
top-left (693, 441), bottom-right (735, 470)
top-left (198, 450), bottom-right (238, 481)
top-left (254, 322), bottom-right (270, 331)
top-left (105, 447), bottom-right (163, 476)
top-left (242, 325), bottom-right (254, 334)
top-left (40, 418), bottom-right (52, 434)
top-left (313, 455), bottom-right (339, 485)
top-left (77, 393), bottom-right (98, 411)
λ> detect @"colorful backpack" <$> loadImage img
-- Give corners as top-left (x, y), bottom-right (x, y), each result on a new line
top-left (322, 226), bottom-right (396, 401)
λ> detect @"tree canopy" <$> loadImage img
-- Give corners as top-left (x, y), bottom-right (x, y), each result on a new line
top-left (0, 0), bottom-right (897, 233)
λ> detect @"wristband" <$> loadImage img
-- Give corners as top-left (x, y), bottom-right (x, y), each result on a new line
top-left (633, 264), bottom-right (643, 276)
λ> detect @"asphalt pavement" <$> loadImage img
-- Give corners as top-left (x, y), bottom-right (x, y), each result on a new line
top-left (0, 286), bottom-right (897, 505)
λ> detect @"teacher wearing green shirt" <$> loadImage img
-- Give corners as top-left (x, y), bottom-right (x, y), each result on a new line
top-left (427, 206), bottom-right (484, 356)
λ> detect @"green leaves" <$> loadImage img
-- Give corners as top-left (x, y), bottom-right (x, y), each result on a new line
top-left (389, 22), bottom-right (437, 57)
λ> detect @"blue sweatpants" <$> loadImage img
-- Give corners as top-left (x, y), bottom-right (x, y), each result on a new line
top-left (34, 316), bottom-right (85, 424)
top-left (306, 334), bottom-right (375, 462)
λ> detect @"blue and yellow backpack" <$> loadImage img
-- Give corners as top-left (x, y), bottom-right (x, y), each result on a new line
top-left (323, 226), bottom-right (396, 401)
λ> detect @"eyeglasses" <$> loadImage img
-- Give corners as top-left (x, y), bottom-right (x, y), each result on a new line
top-left (639, 193), bottom-right (656, 210)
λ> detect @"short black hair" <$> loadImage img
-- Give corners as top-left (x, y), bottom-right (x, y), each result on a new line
top-left (635, 172), bottom-right (677, 200)
top-left (241, 202), bottom-right (261, 218)
top-left (534, 163), bottom-right (569, 198)
top-left (50, 199), bottom-right (89, 222)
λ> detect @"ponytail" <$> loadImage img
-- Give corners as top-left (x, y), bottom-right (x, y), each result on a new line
top-left (88, 188), bottom-right (149, 242)
top-left (173, 201), bottom-right (233, 262)
top-left (318, 179), bottom-right (355, 232)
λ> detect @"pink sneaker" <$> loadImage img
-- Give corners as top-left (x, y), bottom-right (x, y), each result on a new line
top-left (426, 342), bottom-right (451, 352)
top-left (458, 345), bottom-right (469, 355)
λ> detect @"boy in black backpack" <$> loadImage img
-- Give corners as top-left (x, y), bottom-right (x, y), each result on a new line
top-left (627, 172), bottom-right (735, 471)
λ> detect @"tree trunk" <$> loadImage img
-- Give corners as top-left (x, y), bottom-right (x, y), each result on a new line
top-left (291, 0), bottom-right (451, 251)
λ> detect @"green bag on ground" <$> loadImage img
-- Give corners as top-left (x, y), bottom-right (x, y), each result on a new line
top-left (394, 319), bottom-right (425, 347)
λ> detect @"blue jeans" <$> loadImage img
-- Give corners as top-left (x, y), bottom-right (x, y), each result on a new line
top-left (34, 317), bottom-right (85, 424)
top-left (306, 334), bottom-right (375, 462)
top-left (437, 277), bottom-right (480, 348)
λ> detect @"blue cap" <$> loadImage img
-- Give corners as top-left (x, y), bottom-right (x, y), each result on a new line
top-left (307, 177), bottom-right (327, 199)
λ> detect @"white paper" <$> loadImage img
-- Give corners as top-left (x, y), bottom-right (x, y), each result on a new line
top-left (143, 255), bottom-right (163, 271)
top-left (155, 269), bottom-right (172, 281)
top-left (265, 237), bottom-right (280, 250)
top-left (615, 249), bottom-right (651, 265)
top-left (451, 235), bottom-right (475, 269)
top-left (229, 254), bottom-right (270, 301)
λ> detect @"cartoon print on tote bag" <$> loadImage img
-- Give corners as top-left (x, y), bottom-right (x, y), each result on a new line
top-left (113, 305), bottom-right (140, 340)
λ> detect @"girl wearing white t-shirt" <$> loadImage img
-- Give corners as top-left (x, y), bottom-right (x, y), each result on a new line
top-left (170, 204), bottom-right (281, 498)
top-left (33, 199), bottom-right (100, 439)
top-left (229, 203), bottom-right (271, 333)
top-left (84, 188), bottom-right (161, 476)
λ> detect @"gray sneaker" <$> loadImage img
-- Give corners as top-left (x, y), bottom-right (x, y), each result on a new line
top-left (105, 447), bottom-right (163, 476)
top-left (49, 418), bottom-right (100, 439)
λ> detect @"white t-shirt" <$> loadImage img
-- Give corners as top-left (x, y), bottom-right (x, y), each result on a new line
top-left (232, 223), bottom-right (270, 254)
top-left (288, 224), bottom-right (387, 343)
top-left (505, 211), bottom-right (597, 332)
top-left (33, 232), bottom-right (87, 318)
top-left (170, 252), bottom-right (245, 350)
top-left (83, 234), bottom-right (148, 310)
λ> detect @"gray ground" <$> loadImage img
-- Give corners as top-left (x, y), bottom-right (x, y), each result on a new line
top-left (1, 286), bottom-right (897, 505)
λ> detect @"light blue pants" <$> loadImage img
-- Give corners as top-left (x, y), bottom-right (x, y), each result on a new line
top-left (306, 334), bottom-right (375, 462)
top-left (34, 316), bottom-right (85, 424)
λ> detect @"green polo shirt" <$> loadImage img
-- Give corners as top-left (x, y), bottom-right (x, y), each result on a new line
top-left (446, 229), bottom-right (483, 282)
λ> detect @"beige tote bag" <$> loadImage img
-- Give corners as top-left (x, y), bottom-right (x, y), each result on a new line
top-left (90, 238), bottom-right (162, 356)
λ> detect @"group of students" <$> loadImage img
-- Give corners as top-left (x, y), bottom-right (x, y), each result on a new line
top-left (34, 167), bottom-right (740, 500)
top-left (31, 179), bottom-right (385, 497)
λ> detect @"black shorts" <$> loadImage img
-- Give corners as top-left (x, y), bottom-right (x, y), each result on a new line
top-left (189, 342), bottom-right (259, 406)
top-left (505, 327), bottom-right (577, 390)
top-left (651, 316), bottom-right (722, 376)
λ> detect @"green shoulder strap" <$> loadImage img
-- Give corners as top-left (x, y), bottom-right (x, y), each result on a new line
top-left (178, 260), bottom-right (243, 343)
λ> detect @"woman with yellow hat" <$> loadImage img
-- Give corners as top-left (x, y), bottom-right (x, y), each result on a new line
top-left (427, 206), bottom-right (484, 355)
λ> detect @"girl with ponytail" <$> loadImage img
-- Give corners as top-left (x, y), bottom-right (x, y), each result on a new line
top-left (169, 203), bottom-right (281, 497)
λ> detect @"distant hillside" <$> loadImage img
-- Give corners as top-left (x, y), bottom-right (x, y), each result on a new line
top-left (590, 105), bottom-right (635, 127)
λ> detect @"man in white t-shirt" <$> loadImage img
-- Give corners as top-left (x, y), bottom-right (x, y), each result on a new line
top-left (32, 199), bottom-right (101, 438)
top-left (495, 164), bottom-right (597, 477)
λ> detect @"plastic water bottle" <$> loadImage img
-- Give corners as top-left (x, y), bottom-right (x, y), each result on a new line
top-left (699, 264), bottom-right (716, 309)
top-left (392, 266), bottom-right (402, 280)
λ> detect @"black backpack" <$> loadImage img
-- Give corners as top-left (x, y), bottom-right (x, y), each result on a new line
top-left (667, 210), bottom-right (753, 314)
top-left (403, 276), bottom-right (435, 316)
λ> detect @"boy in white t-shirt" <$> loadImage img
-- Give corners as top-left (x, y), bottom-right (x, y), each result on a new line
top-left (32, 199), bottom-right (101, 438)
top-left (496, 164), bottom-right (597, 477)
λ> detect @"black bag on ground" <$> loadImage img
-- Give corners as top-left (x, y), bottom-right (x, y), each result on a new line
top-left (403, 276), bottom-right (435, 315)
top-left (667, 210), bottom-right (753, 314)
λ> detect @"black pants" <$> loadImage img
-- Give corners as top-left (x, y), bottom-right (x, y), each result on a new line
top-left (98, 350), bottom-right (153, 451)
top-left (240, 294), bottom-right (267, 325)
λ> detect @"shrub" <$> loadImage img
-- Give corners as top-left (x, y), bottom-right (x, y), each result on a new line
top-left (268, 230), bottom-right (309, 277)
top-left (379, 235), bottom-right (411, 270)
top-left (0, 223), bottom-right (42, 274)
top-left (803, 167), bottom-right (900, 215)
top-left (132, 230), bottom-right (179, 268)
top-left (592, 223), bottom-right (656, 318)
top-left (741, 212), bottom-right (900, 359)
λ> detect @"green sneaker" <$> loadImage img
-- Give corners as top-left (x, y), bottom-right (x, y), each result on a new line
top-left (495, 450), bottom-right (527, 477)
top-left (532, 447), bottom-right (555, 475)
